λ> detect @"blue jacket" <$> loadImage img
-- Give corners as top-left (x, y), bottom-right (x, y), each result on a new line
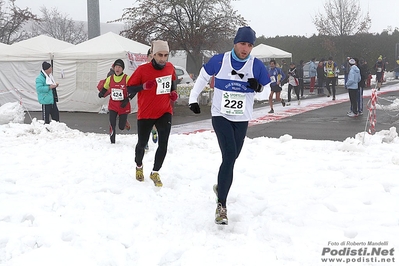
top-left (309, 61), bottom-right (317, 77)
top-left (36, 71), bottom-right (54, 104)
top-left (345, 65), bottom-right (361, 89)
top-left (268, 67), bottom-right (285, 86)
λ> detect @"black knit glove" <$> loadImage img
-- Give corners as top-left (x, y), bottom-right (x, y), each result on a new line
top-left (98, 88), bottom-right (107, 98)
top-left (247, 78), bottom-right (263, 92)
top-left (189, 103), bottom-right (201, 114)
top-left (120, 98), bottom-right (129, 108)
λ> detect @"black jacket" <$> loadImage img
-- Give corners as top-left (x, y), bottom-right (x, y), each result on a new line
top-left (359, 64), bottom-right (369, 88)
top-left (317, 64), bottom-right (325, 79)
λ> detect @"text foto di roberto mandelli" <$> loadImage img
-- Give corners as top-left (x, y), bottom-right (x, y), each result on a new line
top-left (328, 241), bottom-right (390, 246)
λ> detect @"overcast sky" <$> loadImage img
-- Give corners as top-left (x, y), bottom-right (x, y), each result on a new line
top-left (14, 0), bottom-right (398, 38)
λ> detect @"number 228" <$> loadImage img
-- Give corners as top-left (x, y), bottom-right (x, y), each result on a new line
top-left (224, 100), bottom-right (243, 109)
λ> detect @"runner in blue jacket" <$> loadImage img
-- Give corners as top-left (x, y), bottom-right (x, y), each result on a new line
top-left (267, 59), bottom-right (286, 113)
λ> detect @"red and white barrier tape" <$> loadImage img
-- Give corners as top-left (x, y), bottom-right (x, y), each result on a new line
top-left (367, 88), bottom-right (377, 134)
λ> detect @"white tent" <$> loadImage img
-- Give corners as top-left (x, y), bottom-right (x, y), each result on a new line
top-left (13, 35), bottom-right (74, 56)
top-left (52, 32), bottom-right (150, 113)
top-left (0, 33), bottom-right (150, 113)
top-left (0, 36), bottom-right (74, 111)
top-left (251, 44), bottom-right (292, 60)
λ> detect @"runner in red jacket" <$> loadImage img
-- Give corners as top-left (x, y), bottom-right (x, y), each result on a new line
top-left (127, 40), bottom-right (178, 187)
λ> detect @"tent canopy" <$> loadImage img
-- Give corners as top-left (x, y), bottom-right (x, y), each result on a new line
top-left (55, 32), bottom-right (150, 60)
top-left (0, 35), bottom-right (74, 62)
top-left (13, 35), bottom-right (74, 56)
top-left (251, 44), bottom-right (292, 59)
top-left (0, 44), bottom-right (50, 61)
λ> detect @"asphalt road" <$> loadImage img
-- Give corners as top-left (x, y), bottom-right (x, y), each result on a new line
top-left (247, 92), bottom-right (399, 141)
top-left (24, 84), bottom-right (399, 142)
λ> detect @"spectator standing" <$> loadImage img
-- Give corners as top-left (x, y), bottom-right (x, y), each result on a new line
top-left (268, 59), bottom-right (286, 113)
top-left (394, 56), bottom-right (399, 79)
top-left (308, 58), bottom-right (317, 94)
top-left (316, 58), bottom-right (325, 95)
top-left (127, 40), bottom-right (178, 187)
top-left (35, 61), bottom-right (59, 124)
top-left (324, 57), bottom-right (338, 100)
top-left (374, 55), bottom-right (385, 91)
top-left (98, 59), bottom-right (132, 144)
top-left (287, 62), bottom-right (300, 105)
top-left (357, 58), bottom-right (369, 115)
top-left (297, 60), bottom-right (304, 98)
top-left (365, 60), bottom-right (372, 88)
top-left (188, 26), bottom-right (270, 225)
top-left (280, 59), bottom-right (289, 85)
top-left (346, 58), bottom-right (361, 117)
top-left (343, 56), bottom-right (351, 88)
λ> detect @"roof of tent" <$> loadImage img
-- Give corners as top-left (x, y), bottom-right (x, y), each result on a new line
top-left (12, 35), bottom-right (74, 55)
top-left (54, 32), bottom-right (150, 60)
top-left (0, 45), bottom-right (50, 61)
top-left (251, 44), bottom-right (292, 59)
top-left (0, 35), bottom-right (73, 61)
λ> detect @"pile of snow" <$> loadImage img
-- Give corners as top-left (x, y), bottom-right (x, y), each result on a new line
top-left (0, 102), bottom-right (25, 125)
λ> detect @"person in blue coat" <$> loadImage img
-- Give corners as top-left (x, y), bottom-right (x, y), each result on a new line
top-left (309, 57), bottom-right (317, 94)
top-left (35, 61), bottom-right (59, 124)
top-left (346, 58), bottom-right (361, 117)
top-left (188, 26), bottom-right (271, 225)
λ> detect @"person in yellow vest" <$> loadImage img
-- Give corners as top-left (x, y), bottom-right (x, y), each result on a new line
top-left (394, 56), bottom-right (399, 80)
top-left (324, 56), bottom-right (339, 100)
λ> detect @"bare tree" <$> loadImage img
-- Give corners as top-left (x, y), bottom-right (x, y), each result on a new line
top-left (118, 0), bottom-right (246, 74)
top-left (313, 0), bottom-right (371, 36)
top-left (31, 7), bottom-right (87, 44)
top-left (0, 0), bottom-right (38, 44)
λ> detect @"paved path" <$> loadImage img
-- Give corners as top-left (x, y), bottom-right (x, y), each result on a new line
top-left (24, 83), bottom-right (399, 141)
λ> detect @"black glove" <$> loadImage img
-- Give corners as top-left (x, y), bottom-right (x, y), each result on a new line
top-left (247, 78), bottom-right (263, 92)
top-left (128, 92), bottom-right (136, 100)
top-left (120, 98), bottom-right (129, 108)
top-left (189, 103), bottom-right (201, 114)
top-left (98, 88), bottom-right (107, 98)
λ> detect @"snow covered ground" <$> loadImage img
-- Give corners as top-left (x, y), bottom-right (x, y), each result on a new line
top-left (1, 92), bottom-right (399, 265)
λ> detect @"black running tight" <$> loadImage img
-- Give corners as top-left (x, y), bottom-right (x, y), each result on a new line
top-left (109, 110), bottom-right (128, 142)
top-left (135, 113), bottom-right (172, 171)
top-left (212, 116), bottom-right (248, 207)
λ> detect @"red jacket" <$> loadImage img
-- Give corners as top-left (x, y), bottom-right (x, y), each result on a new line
top-left (127, 62), bottom-right (176, 119)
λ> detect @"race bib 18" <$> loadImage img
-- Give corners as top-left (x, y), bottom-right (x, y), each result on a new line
top-left (156, 75), bottom-right (172, 95)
